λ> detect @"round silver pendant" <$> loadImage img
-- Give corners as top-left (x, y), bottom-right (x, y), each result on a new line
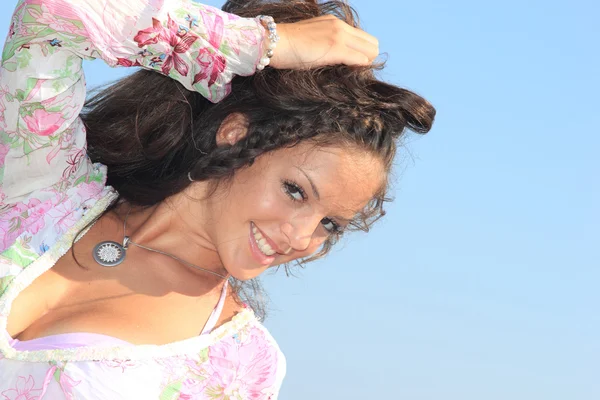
top-left (93, 241), bottom-right (126, 267)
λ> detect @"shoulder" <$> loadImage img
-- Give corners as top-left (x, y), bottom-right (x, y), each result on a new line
top-left (0, 184), bottom-right (115, 299)
top-left (0, 176), bottom-right (112, 256)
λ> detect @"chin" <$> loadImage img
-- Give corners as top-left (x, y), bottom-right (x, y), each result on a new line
top-left (221, 253), bottom-right (272, 281)
top-left (227, 266), bottom-right (268, 281)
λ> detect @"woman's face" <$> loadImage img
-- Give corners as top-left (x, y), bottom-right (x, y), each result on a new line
top-left (201, 140), bottom-right (386, 281)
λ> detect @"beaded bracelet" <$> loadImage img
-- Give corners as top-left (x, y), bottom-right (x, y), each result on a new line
top-left (256, 15), bottom-right (279, 71)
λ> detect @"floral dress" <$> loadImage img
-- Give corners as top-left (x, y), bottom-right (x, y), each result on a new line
top-left (0, 0), bottom-right (286, 398)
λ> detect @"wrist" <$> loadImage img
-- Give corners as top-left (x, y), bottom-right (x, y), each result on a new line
top-left (268, 23), bottom-right (288, 69)
top-left (256, 15), bottom-right (280, 71)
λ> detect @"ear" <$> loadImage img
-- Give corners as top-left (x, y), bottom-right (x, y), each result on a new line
top-left (216, 113), bottom-right (249, 146)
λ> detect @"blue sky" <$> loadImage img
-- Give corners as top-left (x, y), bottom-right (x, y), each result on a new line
top-left (2, 0), bottom-right (598, 398)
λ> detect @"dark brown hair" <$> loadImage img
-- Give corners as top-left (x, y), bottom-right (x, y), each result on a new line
top-left (80, 0), bottom-right (435, 313)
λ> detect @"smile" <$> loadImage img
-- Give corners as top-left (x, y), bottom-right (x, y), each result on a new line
top-left (252, 223), bottom-right (276, 256)
top-left (249, 222), bottom-right (277, 266)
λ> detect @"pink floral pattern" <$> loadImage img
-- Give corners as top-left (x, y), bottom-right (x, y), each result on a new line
top-left (0, 0), bottom-right (282, 398)
top-left (0, 143), bottom-right (9, 168)
top-left (102, 358), bottom-right (140, 373)
top-left (190, 328), bottom-right (279, 399)
top-left (46, 199), bottom-right (78, 235)
top-left (0, 198), bottom-right (52, 249)
top-left (134, 15), bottom-right (200, 76)
top-left (0, 98), bottom-right (7, 131)
top-left (193, 12), bottom-right (227, 86)
top-left (22, 108), bottom-right (63, 137)
top-left (40, 366), bottom-right (81, 399)
top-left (1, 375), bottom-right (42, 400)
top-left (27, 4), bottom-right (83, 35)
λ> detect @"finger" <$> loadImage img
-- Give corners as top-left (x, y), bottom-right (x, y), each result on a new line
top-left (322, 15), bottom-right (379, 46)
top-left (345, 34), bottom-right (379, 61)
top-left (336, 48), bottom-right (370, 66)
top-left (349, 27), bottom-right (378, 47)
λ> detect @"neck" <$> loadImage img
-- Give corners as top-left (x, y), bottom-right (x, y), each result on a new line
top-left (112, 184), bottom-right (228, 280)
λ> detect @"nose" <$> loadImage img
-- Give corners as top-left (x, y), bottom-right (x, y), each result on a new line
top-left (281, 215), bottom-right (322, 252)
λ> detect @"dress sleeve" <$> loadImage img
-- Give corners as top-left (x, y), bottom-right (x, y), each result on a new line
top-left (0, 0), bottom-right (265, 207)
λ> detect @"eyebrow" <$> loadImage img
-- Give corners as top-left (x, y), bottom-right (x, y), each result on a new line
top-left (296, 167), bottom-right (320, 201)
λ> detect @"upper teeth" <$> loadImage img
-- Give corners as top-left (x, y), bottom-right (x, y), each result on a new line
top-left (252, 224), bottom-right (276, 256)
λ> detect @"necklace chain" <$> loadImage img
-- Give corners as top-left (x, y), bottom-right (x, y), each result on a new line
top-left (92, 206), bottom-right (228, 280)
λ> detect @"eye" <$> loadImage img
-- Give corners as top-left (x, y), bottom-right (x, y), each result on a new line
top-left (321, 217), bottom-right (342, 234)
top-left (283, 180), bottom-right (306, 202)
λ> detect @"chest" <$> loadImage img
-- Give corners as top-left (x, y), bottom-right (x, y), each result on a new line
top-left (6, 245), bottom-right (235, 345)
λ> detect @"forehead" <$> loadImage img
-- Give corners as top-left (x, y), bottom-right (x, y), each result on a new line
top-left (268, 142), bottom-right (386, 213)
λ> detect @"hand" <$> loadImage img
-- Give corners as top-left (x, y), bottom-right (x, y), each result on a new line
top-left (269, 15), bottom-right (379, 70)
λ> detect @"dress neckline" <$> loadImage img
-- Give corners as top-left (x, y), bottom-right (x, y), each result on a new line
top-left (8, 331), bottom-right (134, 351)
top-left (0, 191), bottom-right (256, 362)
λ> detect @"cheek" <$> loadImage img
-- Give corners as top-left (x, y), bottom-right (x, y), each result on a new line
top-left (257, 190), bottom-right (282, 213)
top-left (236, 181), bottom-right (289, 218)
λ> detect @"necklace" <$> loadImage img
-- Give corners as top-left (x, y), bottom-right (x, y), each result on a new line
top-left (92, 207), bottom-right (228, 280)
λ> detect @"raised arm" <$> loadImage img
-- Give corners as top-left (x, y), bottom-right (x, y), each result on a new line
top-left (0, 0), bottom-right (265, 207)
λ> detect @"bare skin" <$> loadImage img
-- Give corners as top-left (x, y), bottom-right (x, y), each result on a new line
top-left (8, 115), bottom-right (385, 345)
top-left (272, 15), bottom-right (379, 69)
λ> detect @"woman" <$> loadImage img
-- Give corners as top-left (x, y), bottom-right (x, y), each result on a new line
top-left (0, 0), bottom-right (435, 398)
